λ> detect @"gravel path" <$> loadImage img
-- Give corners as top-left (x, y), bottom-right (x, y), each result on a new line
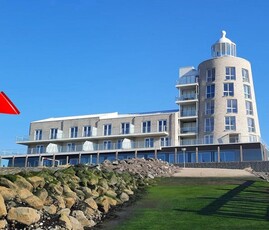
top-left (173, 168), bottom-right (255, 177)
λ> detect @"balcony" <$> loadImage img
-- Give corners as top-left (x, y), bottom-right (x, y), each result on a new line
top-left (180, 127), bottom-right (197, 134)
top-left (176, 76), bottom-right (198, 88)
top-left (175, 94), bottom-right (198, 104)
top-left (180, 110), bottom-right (197, 117)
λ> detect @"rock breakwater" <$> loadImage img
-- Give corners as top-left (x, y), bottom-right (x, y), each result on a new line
top-left (0, 158), bottom-right (180, 229)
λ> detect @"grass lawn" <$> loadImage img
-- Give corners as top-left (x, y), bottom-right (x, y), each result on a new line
top-left (110, 177), bottom-right (269, 230)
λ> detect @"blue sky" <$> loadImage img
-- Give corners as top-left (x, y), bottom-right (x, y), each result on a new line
top-left (0, 0), bottom-right (269, 151)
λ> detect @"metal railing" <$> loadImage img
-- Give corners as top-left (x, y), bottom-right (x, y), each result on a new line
top-left (180, 127), bottom-right (197, 134)
top-left (176, 94), bottom-right (198, 101)
top-left (176, 76), bottom-right (198, 85)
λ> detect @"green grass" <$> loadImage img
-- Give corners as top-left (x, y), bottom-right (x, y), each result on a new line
top-left (114, 177), bottom-right (269, 230)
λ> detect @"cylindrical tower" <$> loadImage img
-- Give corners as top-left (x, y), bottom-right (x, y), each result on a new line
top-left (198, 31), bottom-right (260, 144)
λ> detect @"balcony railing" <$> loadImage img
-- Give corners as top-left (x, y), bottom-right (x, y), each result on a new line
top-left (180, 127), bottom-right (197, 134)
top-left (176, 76), bottom-right (198, 85)
top-left (180, 110), bottom-right (197, 117)
top-left (176, 94), bottom-right (198, 102)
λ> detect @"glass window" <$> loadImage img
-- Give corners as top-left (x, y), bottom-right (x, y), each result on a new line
top-left (204, 118), bottom-right (214, 132)
top-left (242, 68), bottom-right (249, 82)
top-left (158, 120), bottom-right (167, 132)
top-left (145, 138), bottom-right (154, 148)
top-left (121, 123), bottom-right (130, 134)
top-left (160, 137), bottom-right (169, 147)
top-left (36, 145), bottom-right (44, 154)
top-left (83, 126), bottom-right (91, 137)
top-left (35, 129), bottom-right (42, 140)
top-left (70, 127), bottom-right (78, 138)
top-left (229, 134), bottom-right (239, 143)
top-left (50, 128), bottom-right (58, 139)
top-left (142, 121), bottom-right (151, 133)
top-left (244, 85), bottom-right (251, 99)
top-left (104, 124), bottom-right (112, 136)
top-left (117, 139), bottom-right (123, 149)
top-left (227, 99), bottom-right (237, 113)
top-left (67, 143), bottom-right (76, 152)
top-left (204, 135), bottom-right (213, 144)
top-left (104, 140), bottom-right (112, 150)
top-left (206, 68), bottom-right (215, 82)
top-left (223, 83), bottom-right (234, 96)
top-left (205, 100), bottom-right (214, 115)
top-left (246, 101), bottom-right (253, 115)
top-left (247, 118), bottom-right (255, 132)
top-left (206, 84), bottom-right (215, 98)
top-left (225, 116), bottom-right (236, 130)
top-left (226, 67), bottom-right (236, 80)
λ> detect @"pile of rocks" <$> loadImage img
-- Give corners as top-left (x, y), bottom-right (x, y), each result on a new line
top-left (0, 158), bottom-right (180, 229)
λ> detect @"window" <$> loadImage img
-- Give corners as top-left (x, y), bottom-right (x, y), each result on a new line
top-left (36, 145), bottom-right (44, 154)
top-left (121, 123), bottom-right (130, 134)
top-left (50, 128), bottom-right (58, 139)
top-left (246, 101), bottom-right (253, 115)
top-left (206, 68), bottom-right (215, 82)
top-left (160, 137), bottom-right (169, 147)
top-left (225, 116), bottom-right (236, 130)
top-left (145, 138), bottom-right (154, 148)
top-left (247, 118), bottom-right (255, 132)
top-left (244, 85), bottom-right (251, 99)
top-left (227, 99), bottom-right (238, 113)
top-left (204, 135), bottom-right (213, 144)
top-left (206, 84), bottom-right (215, 98)
top-left (83, 126), bottom-right (91, 137)
top-left (242, 68), bottom-right (249, 82)
top-left (67, 143), bottom-right (76, 152)
top-left (204, 118), bottom-right (214, 132)
top-left (104, 140), bottom-right (112, 150)
top-left (142, 121), bottom-right (151, 133)
top-left (158, 120), bottom-right (167, 132)
top-left (70, 127), bottom-right (78, 138)
top-left (205, 100), bottom-right (214, 115)
top-left (104, 124), bottom-right (112, 136)
top-left (225, 67), bottom-right (236, 80)
top-left (35, 129), bottom-right (42, 140)
top-left (223, 83), bottom-right (234, 96)
top-left (229, 134), bottom-right (239, 143)
top-left (117, 139), bottom-right (123, 149)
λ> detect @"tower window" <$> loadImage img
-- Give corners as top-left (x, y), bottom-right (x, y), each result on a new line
top-left (204, 118), bottom-right (214, 132)
top-left (225, 67), bottom-right (236, 80)
top-left (244, 85), bottom-right (251, 99)
top-left (142, 121), bottom-right (151, 133)
top-left (104, 124), bottom-right (112, 136)
top-left (206, 68), bottom-right (215, 82)
top-left (223, 83), bottom-right (234, 96)
top-left (35, 129), bottom-right (42, 140)
top-left (205, 100), bottom-right (214, 115)
top-left (246, 101), bottom-right (253, 115)
top-left (206, 84), bottom-right (215, 98)
top-left (227, 99), bottom-right (237, 113)
top-left (225, 116), bottom-right (236, 131)
top-left (70, 127), bottom-right (78, 138)
top-left (242, 68), bottom-right (249, 82)
top-left (247, 118), bottom-right (255, 132)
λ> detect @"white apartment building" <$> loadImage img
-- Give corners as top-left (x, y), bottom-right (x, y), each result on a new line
top-left (1, 31), bottom-right (267, 167)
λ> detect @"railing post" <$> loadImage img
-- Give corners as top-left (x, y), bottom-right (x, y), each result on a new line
top-left (196, 147), bottom-right (199, 163)
top-left (174, 148), bottom-right (177, 164)
top-left (240, 145), bottom-right (243, 162)
top-left (217, 146), bottom-right (220, 162)
top-left (78, 153), bottom-right (81, 164)
top-left (24, 155), bottom-right (28, 168)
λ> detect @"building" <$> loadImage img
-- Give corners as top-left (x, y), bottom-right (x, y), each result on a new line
top-left (1, 31), bottom-right (268, 167)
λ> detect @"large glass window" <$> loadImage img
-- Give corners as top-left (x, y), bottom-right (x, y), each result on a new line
top-left (158, 120), bottom-right (167, 132)
top-left (242, 68), bottom-right (249, 82)
top-left (247, 118), bottom-right (255, 132)
top-left (35, 129), bottom-right (42, 140)
top-left (227, 99), bottom-right (238, 113)
top-left (225, 67), bottom-right (236, 80)
top-left (121, 123), bottom-right (130, 134)
top-left (246, 101), bottom-right (253, 115)
top-left (70, 127), bottom-right (78, 138)
top-left (206, 84), bottom-right (215, 98)
top-left (117, 139), bottom-right (123, 149)
top-left (244, 85), bottom-right (251, 99)
top-left (142, 121), bottom-right (151, 133)
top-left (83, 126), bottom-right (91, 137)
top-left (160, 137), bottom-right (169, 147)
top-left (67, 143), bottom-right (76, 152)
top-left (223, 83), bottom-right (234, 96)
top-left (205, 100), bottom-right (214, 115)
top-left (104, 140), bottom-right (112, 150)
top-left (204, 135), bottom-right (213, 144)
top-left (204, 118), bottom-right (214, 132)
top-left (225, 116), bottom-right (236, 130)
top-left (36, 145), bottom-right (44, 154)
top-left (206, 68), bottom-right (215, 82)
top-left (50, 128), bottom-right (58, 139)
top-left (104, 124), bottom-right (112, 136)
top-left (145, 138), bottom-right (154, 148)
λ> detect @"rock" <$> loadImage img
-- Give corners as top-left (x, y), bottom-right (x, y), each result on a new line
top-left (7, 207), bottom-right (40, 226)
top-left (69, 215), bottom-right (83, 230)
top-left (96, 196), bottom-right (110, 213)
top-left (27, 176), bottom-right (45, 189)
top-left (64, 197), bottom-right (76, 209)
top-left (43, 204), bottom-right (57, 215)
top-left (55, 195), bottom-right (65, 209)
top-left (63, 185), bottom-right (77, 199)
top-left (0, 219), bottom-right (7, 229)
top-left (0, 194), bottom-right (7, 218)
top-left (35, 188), bottom-right (48, 202)
top-left (81, 187), bottom-right (92, 198)
top-left (91, 190), bottom-right (100, 198)
top-left (71, 210), bottom-right (94, 227)
top-left (98, 178), bottom-right (109, 190)
top-left (57, 208), bottom-right (71, 216)
top-left (18, 189), bottom-right (44, 210)
top-left (44, 195), bottom-right (54, 206)
top-left (124, 188), bottom-right (134, 195)
top-left (59, 213), bottom-right (72, 230)
top-left (14, 175), bottom-right (33, 192)
top-left (0, 186), bottom-right (16, 201)
top-left (49, 182), bottom-right (63, 195)
top-left (105, 189), bottom-right (117, 198)
top-left (120, 192), bottom-right (129, 202)
top-left (105, 195), bottom-right (117, 206)
top-left (84, 197), bottom-right (98, 210)
top-left (0, 178), bottom-right (18, 190)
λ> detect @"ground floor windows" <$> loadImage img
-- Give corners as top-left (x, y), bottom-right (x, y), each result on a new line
top-left (104, 140), bottom-right (112, 150)
top-left (144, 138), bottom-right (154, 148)
top-left (36, 145), bottom-right (44, 154)
top-left (67, 143), bottom-right (76, 152)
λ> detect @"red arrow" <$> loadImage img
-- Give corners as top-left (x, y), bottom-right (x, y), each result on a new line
top-left (0, 91), bottom-right (20, 115)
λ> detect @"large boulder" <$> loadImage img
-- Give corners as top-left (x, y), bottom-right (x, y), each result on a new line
top-left (0, 194), bottom-right (7, 218)
top-left (120, 192), bottom-right (129, 202)
top-left (0, 186), bottom-right (16, 201)
top-left (69, 216), bottom-right (83, 230)
top-left (59, 213), bottom-right (72, 230)
top-left (7, 207), bottom-right (40, 226)
top-left (0, 178), bottom-right (18, 190)
top-left (14, 175), bottom-right (33, 192)
top-left (84, 197), bottom-right (98, 210)
top-left (0, 219), bottom-right (7, 229)
top-left (71, 210), bottom-right (95, 228)
top-left (27, 176), bottom-right (45, 189)
top-left (43, 204), bottom-right (57, 215)
top-left (17, 189), bottom-right (44, 210)
top-left (35, 188), bottom-right (48, 202)
top-left (96, 196), bottom-right (110, 213)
